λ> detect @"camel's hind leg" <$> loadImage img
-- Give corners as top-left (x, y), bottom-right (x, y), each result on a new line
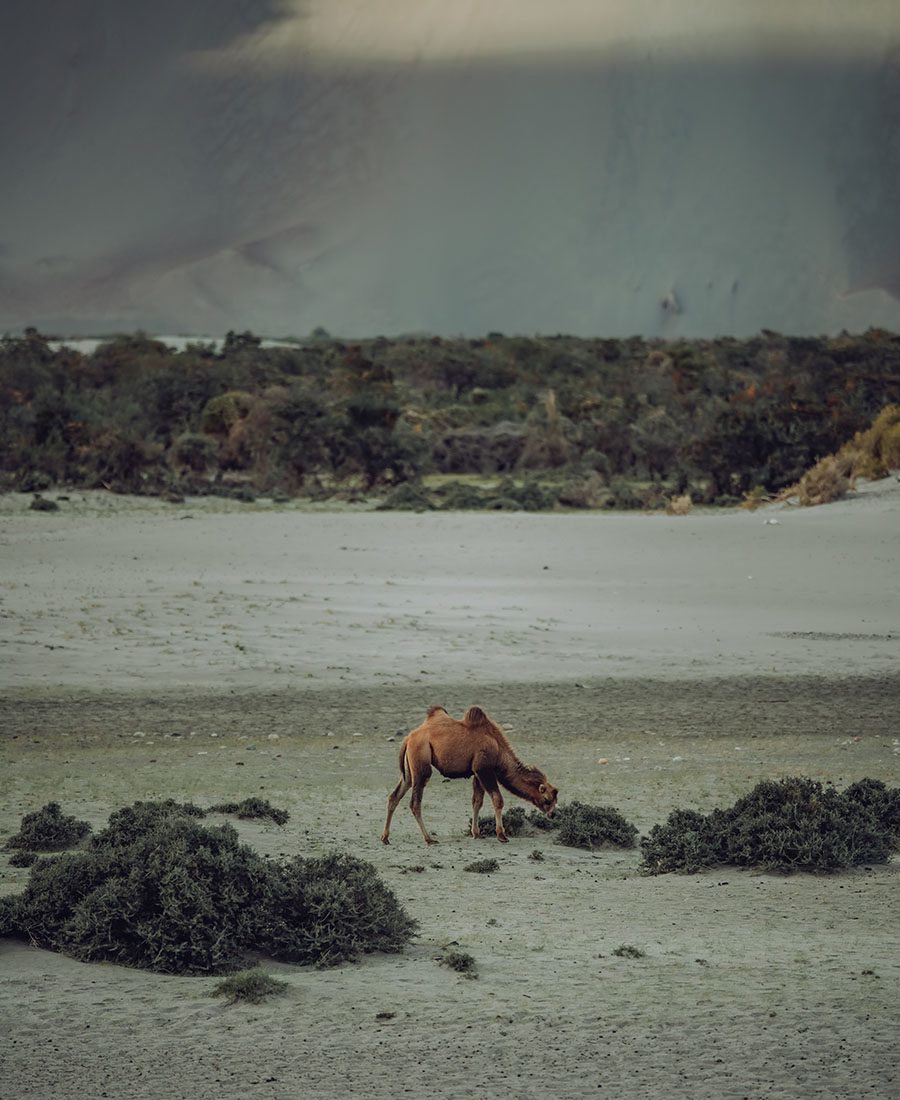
top-left (409, 763), bottom-right (437, 844)
top-left (382, 772), bottom-right (411, 844)
top-left (470, 776), bottom-right (485, 838)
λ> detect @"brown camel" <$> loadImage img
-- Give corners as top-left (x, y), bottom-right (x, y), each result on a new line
top-left (381, 705), bottom-right (558, 845)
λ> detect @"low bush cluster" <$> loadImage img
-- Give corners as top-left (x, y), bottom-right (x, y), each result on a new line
top-left (473, 801), bottom-right (638, 850)
top-left (4, 802), bottom-right (91, 851)
top-left (440, 948), bottom-right (478, 978)
top-left (211, 967), bottom-right (288, 1004)
top-left (1, 800), bottom-right (415, 974)
top-left (640, 777), bottom-right (899, 874)
top-left (206, 797), bottom-right (290, 826)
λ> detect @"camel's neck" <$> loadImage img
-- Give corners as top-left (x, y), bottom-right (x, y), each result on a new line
top-left (498, 755), bottom-right (538, 801)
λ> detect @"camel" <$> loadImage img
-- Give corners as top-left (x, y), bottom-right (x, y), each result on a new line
top-left (381, 705), bottom-right (558, 845)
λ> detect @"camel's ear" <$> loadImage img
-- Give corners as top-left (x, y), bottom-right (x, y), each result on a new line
top-left (463, 706), bottom-right (488, 726)
top-left (539, 783), bottom-right (547, 794)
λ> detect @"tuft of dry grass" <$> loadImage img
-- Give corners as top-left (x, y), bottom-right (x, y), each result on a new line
top-left (665, 493), bottom-right (693, 516)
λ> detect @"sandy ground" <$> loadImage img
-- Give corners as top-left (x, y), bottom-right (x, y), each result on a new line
top-left (1, 487), bottom-right (899, 1099)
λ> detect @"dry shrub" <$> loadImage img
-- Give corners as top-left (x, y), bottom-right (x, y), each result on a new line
top-left (783, 404), bottom-right (900, 506)
top-left (793, 454), bottom-right (853, 506)
top-left (850, 403), bottom-right (900, 476)
top-left (666, 493), bottom-right (693, 515)
top-left (739, 486), bottom-right (770, 511)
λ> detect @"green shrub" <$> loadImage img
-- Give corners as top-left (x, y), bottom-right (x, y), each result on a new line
top-left (641, 777), bottom-right (898, 875)
top-left (5, 802), bottom-right (91, 851)
top-left (3, 801), bottom-right (415, 974)
top-left (463, 859), bottom-right (499, 874)
top-left (441, 949), bottom-right (477, 978)
top-left (612, 944), bottom-right (646, 959)
top-left (474, 802), bottom-right (638, 850)
top-left (8, 850), bottom-right (39, 868)
top-left (843, 778), bottom-right (900, 843)
top-left (0, 897), bottom-right (19, 937)
top-left (433, 480), bottom-right (492, 510)
top-left (637, 809), bottom-right (720, 874)
top-left (603, 477), bottom-right (643, 510)
top-left (206, 798), bottom-right (289, 826)
top-left (375, 481), bottom-right (434, 511)
top-left (211, 967), bottom-right (288, 1004)
top-left (473, 806), bottom-right (530, 837)
top-left (258, 853), bottom-right (417, 968)
top-left (552, 801), bottom-right (639, 850)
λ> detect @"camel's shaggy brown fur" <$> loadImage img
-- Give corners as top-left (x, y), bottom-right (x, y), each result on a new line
top-left (381, 706), bottom-right (558, 845)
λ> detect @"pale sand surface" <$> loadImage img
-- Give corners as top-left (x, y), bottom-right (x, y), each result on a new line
top-left (1, 487), bottom-right (899, 1099)
top-left (1, 481), bottom-right (898, 691)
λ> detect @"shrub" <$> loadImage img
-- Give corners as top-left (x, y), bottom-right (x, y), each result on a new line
top-left (843, 778), bottom-right (900, 843)
top-left (474, 802), bottom-right (638, 850)
top-left (473, 806), bottom-right (530, 837)
top-left (552, 801), bottom-right (639, 851)
top-left (638, 809), bottom-right (721, 874)
top-left (8, 850), bottom-right (39, 868)
top-left (3, 801), bottom-right (415, 974)
top-left (211, 967), bottom-right (288, 1005)
top-left (666, 493), bottom-right (693, 515)
top-left (783, 404), bottom-right (900, 506)
top-left (603, 477), bottom-right (643, 510)
top-left (440, 949), bottom-right (477, 978)
top-left (0, 896), bottom-right (20, 937)
top-left (433, 480), bottom-right (491, 510)
top-left (375, 482), bottom-right (434, 511)
top-left (792, 454), bottom-right (853, 506)
top-left (612, 944), bottom-right (646, 959)
top-left (258, 853), bottom-right (417, 968)
top-left (640, 777), bottom-right (898, 874)
top-left (206, 798), bottom-right (289, 826)
top-left (169, 432), bottom-right (217, 473)
top-left (5, 802), bottom-right (91, 851)
top-left (463, 859), bottom-right (499, 874)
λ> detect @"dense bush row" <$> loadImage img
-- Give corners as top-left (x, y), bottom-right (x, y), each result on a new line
top-left (639, 777), bottom-right (900, 874)
top-left (1, 779), bottom-right (896, 974)
top-left (2, 327), bottom-right (899, 505)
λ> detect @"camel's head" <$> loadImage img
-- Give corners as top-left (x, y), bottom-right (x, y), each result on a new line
top-left (526, 768), bottom-right (558, 817)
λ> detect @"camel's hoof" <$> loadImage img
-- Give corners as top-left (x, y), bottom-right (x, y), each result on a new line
top-left (497, 833), bottom-right (509, 843)
top-left (425, 836), bottom-right (438, 845)
top-left (381, 836), bottom-right (390, 845)
top-left (470, 832), bottom-right (481, 840)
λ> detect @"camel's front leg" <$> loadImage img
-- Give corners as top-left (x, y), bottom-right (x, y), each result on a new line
top-left (471, 776), bottom-right (485, 838)
top-left (474, 769), bottom-right (507, 842)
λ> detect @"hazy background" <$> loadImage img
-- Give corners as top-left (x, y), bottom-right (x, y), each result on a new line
top-left (2, 1), bottom-right (900, 338)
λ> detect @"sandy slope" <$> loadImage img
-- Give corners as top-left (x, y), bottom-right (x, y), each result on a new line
top-left (1, 490), bottom-right (898, 1099)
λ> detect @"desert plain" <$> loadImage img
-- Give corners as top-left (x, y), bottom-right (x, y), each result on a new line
top-left (1, 484), bottom-right (898, 1099)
